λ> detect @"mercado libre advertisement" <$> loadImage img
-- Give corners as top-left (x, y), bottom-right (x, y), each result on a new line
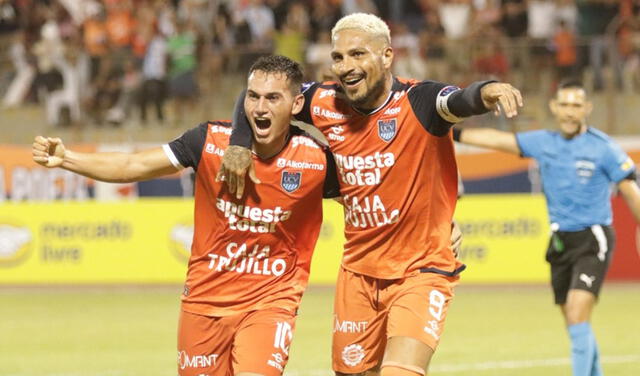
top-left (1, 141), bottom-right (639, 284)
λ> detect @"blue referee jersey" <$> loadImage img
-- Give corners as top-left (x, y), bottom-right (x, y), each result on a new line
top-left (516, 127), bottom-right (636, 231)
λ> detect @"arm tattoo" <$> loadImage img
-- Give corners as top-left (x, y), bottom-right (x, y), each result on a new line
top-left (222, 145), bottom-right (252, 172)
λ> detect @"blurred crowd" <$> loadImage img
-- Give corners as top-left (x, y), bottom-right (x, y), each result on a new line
top-left (0, 0), bottom-right (638, 127)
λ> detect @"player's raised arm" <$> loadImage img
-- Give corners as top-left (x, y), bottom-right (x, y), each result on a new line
top-left (32, 136), bottom-right (178, 183)
top-left (453, 127), bottom-right (521, 154)
top-left (407, 80), bottom-right (523, 138)
top-left (216, 90), bottom-right (261, 199)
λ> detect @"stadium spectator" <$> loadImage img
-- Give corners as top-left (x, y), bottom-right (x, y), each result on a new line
top-left (527, 0), bottom-right (556, 93)
top-left (305, 29), bottom-right (333, 81)
top-left (273, 3), bottom-right (308, 63)
top-left (471, 0), bottom-right (501, 35)
top-left (552, 19), bottom-right (579, 84)
top-left (438, 0), bottom-right (473, 83)
top-left (104, 0), bottom-right (135, 75)
top-left (420, 9), bottom-right (448, 82)
top-left (2, 0), bottom-right (637, 129)
top-left (197, 2), bottom-right (232, 97)
top-left (618, 0), bottom-right (640, 92)
top-left (576, 0), bottom-right (621, 91)
top-left (45, 40), bottom-right (82, 126)
top-left (2, 30), bottom-right (35, 108)
top-left (472, 39), bottom-right (510, 82)
top-left (85, 53), bottom-right (121, 125)
top-left (266, 0), bottom-right (290, 31)
top-left (105, 57), bottom-right (140, 125)
top-left (167, 19), bottom-right (198, 126)
top-left (232, 0), bottom-right (275, 71)
top-left (239, 0), bottom-right (275, 48)
top-left (454, 80), bottom-right (640, 376)
top-left (391, 23), bottom-right (426, 79)
top-left (308, 0), bottom-right (341, 42)
top-left (500, 0), bottom-right (529, 90)
top-left (140, 26), bottom-right (168, 125)
top-left (82, 5), bottom-right (108, 82)
top-left (556, 0), bottom-right (578, 31)
top-left (32, 54), bottom-right (341, 376)
top-left (0, 0), bottom-right (19, 53)
top-left (32, 11), bottom-right (65, 101)
top-left (220, 13), bottom-right (523, 376)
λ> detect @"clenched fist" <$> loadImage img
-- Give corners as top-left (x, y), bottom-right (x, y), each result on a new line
top-left (32, 136), bottom-right (66, 168)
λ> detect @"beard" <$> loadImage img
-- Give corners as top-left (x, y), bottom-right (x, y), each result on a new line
top-left (348, 75), bottom-right (387, 110)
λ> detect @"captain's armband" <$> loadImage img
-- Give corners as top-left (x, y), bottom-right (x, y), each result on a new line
top-left (436, 86), bottom-right (464, 123)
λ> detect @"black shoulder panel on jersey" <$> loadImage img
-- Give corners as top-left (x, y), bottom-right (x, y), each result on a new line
top-left (392, 77), bottom-right (414, 92)
top-left (296, 82), bottom-right (322, 125)
top-left (407, 80), bottom-right (453, 137)
top-left (210, 120), bottom-right (232, 127)
top-left (168, 122), bottom-right (209, 170)
top-left (323, 150), bottom-right (341, 198)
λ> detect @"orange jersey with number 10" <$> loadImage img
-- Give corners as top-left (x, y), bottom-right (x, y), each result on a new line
top-left (299, 78), bottom-right (464, 279)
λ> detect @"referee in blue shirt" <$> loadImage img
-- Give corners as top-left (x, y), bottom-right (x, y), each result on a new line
top-left (454, 81), bottom-right (640, 376)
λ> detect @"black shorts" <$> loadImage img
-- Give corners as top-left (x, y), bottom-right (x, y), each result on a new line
top-left (546, 225), bottom-right (615, 304)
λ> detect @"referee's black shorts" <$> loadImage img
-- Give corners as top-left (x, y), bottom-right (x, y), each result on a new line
top-left (545, 225), bottom-right (615, 305)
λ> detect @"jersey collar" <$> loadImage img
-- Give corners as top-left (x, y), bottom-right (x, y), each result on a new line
top-left (352, 77), bottom-right (401, 116)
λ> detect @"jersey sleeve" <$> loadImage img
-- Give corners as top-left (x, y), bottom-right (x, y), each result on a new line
top-left (295, 82), bottom-right (321, 125)
top-left (229, 89), bottom-right (253, 148)
top-left (408, 80), bottom-right (492, 137)
top-left (323, 149), bottom-right (341, 198)
top-left (165, 123), bottom-right (208, 170)
top-left (515, 130), bottom-right (548, 159)
top-left (601, 140), bottom-right (636, 183)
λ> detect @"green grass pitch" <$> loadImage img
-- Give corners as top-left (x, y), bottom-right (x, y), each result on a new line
top-left (1, 284), bottom-right (639, 375)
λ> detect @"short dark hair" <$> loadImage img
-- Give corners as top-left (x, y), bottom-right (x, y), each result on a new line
top-left (248, 55), bottom-right (304, 94)
top-left (558, 79), bottom-right (585, 91)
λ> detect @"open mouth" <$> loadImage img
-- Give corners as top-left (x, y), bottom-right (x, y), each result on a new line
top-left (255, 118), bottom-right (271, 130)
top-left (342, 75), bottom-right (364, 88)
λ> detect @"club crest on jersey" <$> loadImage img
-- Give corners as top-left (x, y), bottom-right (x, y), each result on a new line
top-left (377, 119), bottom-right (397, 142)
top-left (281, 171), bottom-right (302, 193)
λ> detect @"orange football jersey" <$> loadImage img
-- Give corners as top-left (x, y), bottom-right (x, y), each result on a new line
top-left (297, 78), bottom-right (465, 279)
top-left (164, 121), bottom-right (339, 316)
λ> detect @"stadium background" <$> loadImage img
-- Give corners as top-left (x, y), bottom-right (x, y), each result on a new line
top-left (1, 0), bottom-right (639, 375)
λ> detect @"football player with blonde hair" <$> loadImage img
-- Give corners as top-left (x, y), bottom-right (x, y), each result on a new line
top-left (220, 13), bottom-right (523, 376)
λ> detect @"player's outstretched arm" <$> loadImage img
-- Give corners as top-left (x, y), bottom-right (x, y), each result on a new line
top-left (618, 178), bottom-right (640, 223)
top-left (454, 127), bottom-right (521, 155)
top-left (32, 136), bottom-right (179, 183)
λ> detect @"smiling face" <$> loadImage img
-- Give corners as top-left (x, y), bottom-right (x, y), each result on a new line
top-left (330, 28), bottom-right (393, 110)
top-left (549, 87), bottom-right (592, 138)
top-left (244, 70), bottom-right (303, 158)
